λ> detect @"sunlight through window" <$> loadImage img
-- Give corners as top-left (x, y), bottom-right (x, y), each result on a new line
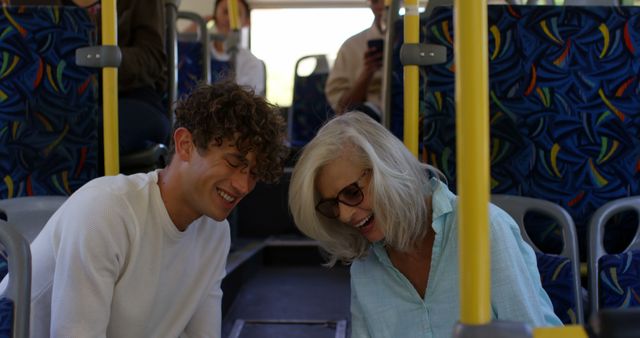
top-left (251, 8), bottom-right (373, 106)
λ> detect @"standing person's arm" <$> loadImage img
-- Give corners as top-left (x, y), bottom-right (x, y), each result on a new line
top-left (325, 43), bottom-right (353, 114)
top-left (118, 0), bottom-right (167, 92)
top-left (325, 43), bottom-right (382, 115)
top-left (488, 206), bottom-right (563, 327)
top-left (49, 189), bottom-right (131, 337)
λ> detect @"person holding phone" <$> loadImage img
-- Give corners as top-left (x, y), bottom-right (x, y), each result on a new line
top-left (325, 0), bottom-right (385, 118)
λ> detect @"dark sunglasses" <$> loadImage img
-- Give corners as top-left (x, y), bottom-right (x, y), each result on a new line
top-left (315, 170), bottom-right (370, 219)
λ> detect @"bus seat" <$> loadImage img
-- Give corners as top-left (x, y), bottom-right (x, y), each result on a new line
top-left (492, 195), bottom-right (584, 324)
top-left (176, 11), bottom-right (214, 98)
top-left (420, 4), bottom-right (640, 261)
top-left (234, 170), bottom-right (299, 239)
top-left (287, 54), bottom-right (334, 149)
top-left (0, 219), bottom-right (31, 338)
top-left (0, 195), bottom-right (66, 243)
top-left (178, 40), bottom-right (206, 96)
top-left (588, 197), bottom-right (640, 315)
top-left (120, 143), bottom-right (169, 175)
top-left (0, 5), bottom-right (100, 197)
top-left (177, 12), bottom-right (267, 98)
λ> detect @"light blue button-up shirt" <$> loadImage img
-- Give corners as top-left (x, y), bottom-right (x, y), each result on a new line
top-left (350, 180), bottom-right (562, 338)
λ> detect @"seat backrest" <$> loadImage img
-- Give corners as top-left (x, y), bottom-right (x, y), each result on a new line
top-left (287, 54), bottom-right (334, 148)
top-left (492, 194), bottom-right (583, 324)
top-left (0, 5), bottom-right (100, 197)
top-left (176, 10), bottom-right (213, 98)
top-left (177, 40), bottom-right (202, 97)
top-left (0, 219), bottom-right (31, 338)
top-left (588, 196), bottom-right (640, 315)
top-left (0, 195), bottom-right (66, 243)
top-left (235, 171), bottom-right (298, 238)
top-left (177, 40), bottom-right (232, 96)
top-left (420, 4), bottom-right (640, 261)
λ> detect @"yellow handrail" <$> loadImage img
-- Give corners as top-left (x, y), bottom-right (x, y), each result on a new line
top-left (534, 326), bottom-right (588, 338)
top-left (454, 2), bottom-right (588, 336)
top-left (101, 0), bottom-right (119, 175)
top-left (228, 0), bottom-right (240, 31)
top-left (403, 0), bottom-right (419, 157)
top-left (455, 0), bottom-right (491, 324)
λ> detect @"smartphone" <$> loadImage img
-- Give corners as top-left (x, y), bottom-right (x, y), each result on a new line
top-left (367, 39), bottom-right (384, 53)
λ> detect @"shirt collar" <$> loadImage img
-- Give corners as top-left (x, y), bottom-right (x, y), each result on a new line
top-left (430, 178), bottom-right (454, 234)
top-left (371, 179), bottom-right (454, 261)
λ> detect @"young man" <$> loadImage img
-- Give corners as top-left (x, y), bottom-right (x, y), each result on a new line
top-left (9, 82), bottom-right (288, 337)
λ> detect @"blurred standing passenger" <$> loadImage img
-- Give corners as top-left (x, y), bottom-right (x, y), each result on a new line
top-left (325, 0), bottom-right (385, 118)
top-left (211, 0), bottom-right (266, 96)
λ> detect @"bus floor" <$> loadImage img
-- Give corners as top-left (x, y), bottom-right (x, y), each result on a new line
top-left (221, 256), bottom-right (350, 338)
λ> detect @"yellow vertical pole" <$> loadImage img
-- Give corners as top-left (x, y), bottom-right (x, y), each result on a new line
top-left (534, 326), bottom-right (588, 338)
top-left (455, 0), bottom-right (491, 324)
top-left (403, 0), bottom-right (419, 157)
top-left (228, 0), bottom-right (240, 30)
top-left (102, 0), bottom-right (119, 175)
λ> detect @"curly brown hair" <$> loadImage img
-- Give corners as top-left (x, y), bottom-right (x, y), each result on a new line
top-left (172, 81), bottom-right (288, 183)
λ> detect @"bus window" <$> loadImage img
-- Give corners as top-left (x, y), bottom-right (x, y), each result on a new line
top-left (251, 8), bottom-right (373, 106)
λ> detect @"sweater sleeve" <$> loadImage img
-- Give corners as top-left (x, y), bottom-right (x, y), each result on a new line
top-left (182, 226), bottom-right (230, 337)
top-left (49, 187), bottom-right (133, 337)
top-left (488, 205), bottom-right (563, 327)
top-left (325, 41), bottom-right (354, 111)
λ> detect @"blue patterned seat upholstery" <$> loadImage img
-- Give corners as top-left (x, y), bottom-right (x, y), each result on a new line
top-left (0, 6), bottom-right (100, 198)
top-left (536, 252), bottom-right (580, 324)
top-left (177, 40), bottom-right (204, 97)
top-left (420, 5), bottom-right (640, 261)
top-left (598, 250), bottom-right (640, 309)
top-left (177, 40), bottom-right (232, 97)
top-left (288, 55), bottom-right (334, 148)
top-left (0, 298), bottom-right (12, 338)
